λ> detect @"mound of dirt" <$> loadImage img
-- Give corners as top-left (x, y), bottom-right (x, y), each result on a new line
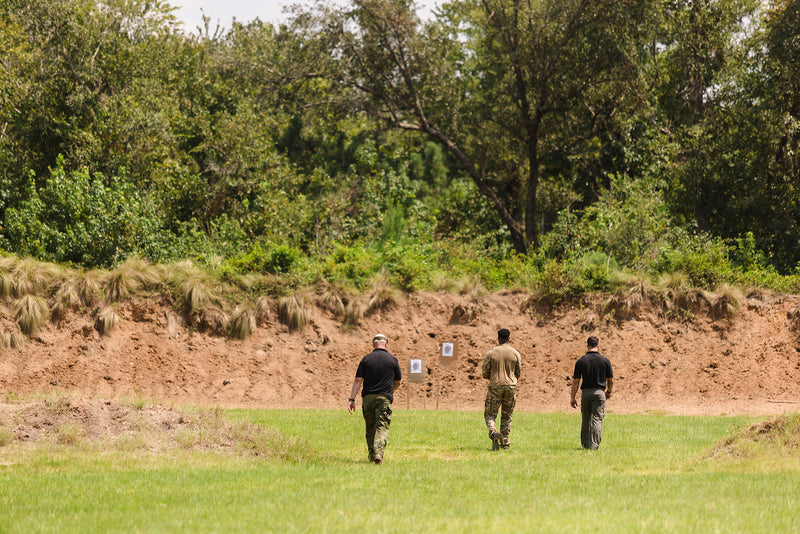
top-left (710, 414), bottom-right (800, 459)
top-left (2, 291), bottom-right (800, 416)
top-left (0, 396), bottom-right (302, 458)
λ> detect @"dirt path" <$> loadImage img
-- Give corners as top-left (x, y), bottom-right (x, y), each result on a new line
top-left (2, 291), bottom-right (800, 416)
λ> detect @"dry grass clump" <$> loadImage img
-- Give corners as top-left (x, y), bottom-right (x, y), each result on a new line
top-left (198, 306), bottom-right (230, 335)
top-left (229, 306), bottom-right (256, 340)
top-left (431, 272), bottom-right (486, 298)
top-left (343, 299), bottom-right (367, 329)
top-left (673, 287), bottom-right (712, 312)
top-left (254, 295), bottom-right (273, 325)
top-left (14, 294), bottom-right (49, 336)
top-left (316, 283), bottom-right (346, 318)
top-left (104, 258), bottom-right (161, 303)
top-left (603, 278), bottom-right (654, 320)
top-left (339, 277), bottom-right (402, 329)
top-left (431, 272), bottom-right (462, 294)
top-left (710, 284), bottom-right (744, 320)
top-left (364, 276), bottom-right (402, 315)
top-left (7, 258), bottom-right (64, 297)
top-left (0, 269), bottom-right (12, 298)
top-left (95, 307), bottom-right (121, 336)
top-left (181, 278), bottom-right (213, 317)
top-left (277, 295), bottom-right (310, 331)
top-left (459, 275), bottom-right (487, 299)
top-left (2, 330), bottom-right (26, 349)
top-left (51, 270), bottom-right (104, 322)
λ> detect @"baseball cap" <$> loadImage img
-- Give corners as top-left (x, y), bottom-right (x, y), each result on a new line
top-left (372, 333), bottom-right (388, 343)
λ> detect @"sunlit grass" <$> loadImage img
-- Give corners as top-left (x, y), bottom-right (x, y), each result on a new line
top-left (2, 410), bottom-right (797, 533)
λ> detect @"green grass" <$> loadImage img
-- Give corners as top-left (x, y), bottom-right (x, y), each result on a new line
top-left (1, 410), bottom-right (798, 533)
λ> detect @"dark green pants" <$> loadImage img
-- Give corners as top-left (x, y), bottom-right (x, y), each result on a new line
top-left (580, 388), bottom-right (606, 450)
top-left (362, 394), bottom-right (393, 461)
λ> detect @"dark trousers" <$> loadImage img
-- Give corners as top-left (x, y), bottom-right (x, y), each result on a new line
top-left (580, 388), bottom-right (606, 450)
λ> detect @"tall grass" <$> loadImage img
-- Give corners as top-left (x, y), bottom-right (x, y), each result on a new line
top-left (13, 294), bottom-right (49, 336)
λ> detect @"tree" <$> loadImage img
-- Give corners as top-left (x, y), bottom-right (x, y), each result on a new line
top-left (308, 0), bottom-right (653, 253)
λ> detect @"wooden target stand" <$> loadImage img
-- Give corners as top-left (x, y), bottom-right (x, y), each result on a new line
top-left (406, 340), bottom-right (459, 410)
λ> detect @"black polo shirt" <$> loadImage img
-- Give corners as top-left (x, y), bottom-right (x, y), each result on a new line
top-left (573, 351), bottom-right (613, 390)
top-left (356, 348), bottom-right (402, 402)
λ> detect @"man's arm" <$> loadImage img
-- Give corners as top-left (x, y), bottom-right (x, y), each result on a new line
top-left (393, 380), bottom-right (401, 391)
top-left (605, 377), bottom-right (614, 399)
top-left (570, 379), bottom-right (580, 409)
top-left (481, 353), bottom-right (492, 379)
top-left (348, 377), bottom-right (363, 413)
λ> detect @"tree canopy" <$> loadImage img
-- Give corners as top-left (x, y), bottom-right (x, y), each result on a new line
top-left (1, 0), bottom-right (799, 284)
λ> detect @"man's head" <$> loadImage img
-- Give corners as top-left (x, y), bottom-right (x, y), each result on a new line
top-left (372, 333), bottom-right (388, 348)
top-left (587, 335), bottom-right (599, 349)
top-left (498, 328), bottom-right (511, 344)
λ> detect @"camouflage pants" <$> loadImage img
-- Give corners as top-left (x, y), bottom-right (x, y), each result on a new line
top-left (484, 385), bottom-right (516, 446)
top-left (362, 394), bottom-right (393, 462)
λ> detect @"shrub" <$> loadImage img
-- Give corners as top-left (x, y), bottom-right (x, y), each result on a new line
top-left (3, 160), bottom-right (167, 268)
top-left (530, 260), bottom-right (583, 308)
top-left (225, 243), bottom-right (301, 275)
top-left (322, 243), bottom-right (377, 290)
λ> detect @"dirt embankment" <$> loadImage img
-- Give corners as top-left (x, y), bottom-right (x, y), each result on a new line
top-left (2, 291), bottom-right (800, 416)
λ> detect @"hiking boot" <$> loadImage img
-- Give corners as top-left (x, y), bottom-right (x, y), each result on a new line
top-left (373, 456), bottom-right (382, 465)
top-left (490, 431), bottom-right (502, 451)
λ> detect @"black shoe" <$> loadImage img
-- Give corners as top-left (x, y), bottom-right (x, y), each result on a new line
top-left (373, 456), bottom-right (382, 464)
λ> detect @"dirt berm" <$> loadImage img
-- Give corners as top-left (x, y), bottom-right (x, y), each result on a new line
top-left (3, 291), bottom-right (800, 416)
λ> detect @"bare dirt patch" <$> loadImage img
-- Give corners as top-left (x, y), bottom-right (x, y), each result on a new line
top-left (0, 395), bottom-right (304, 459)
top-left (2, 291), bottom-right (800, 416)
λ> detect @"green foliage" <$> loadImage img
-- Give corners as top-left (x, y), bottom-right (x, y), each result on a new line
top-left (651, 235), bottom-right (733, 290)
top-left (224, 243), bottom-right (301, 275)
top-left (542, 174), bottom-right (672, 269)
top-left (2, 161), bottom-right (167, 268)
top-left (0, 0), bottom-right (799, 292)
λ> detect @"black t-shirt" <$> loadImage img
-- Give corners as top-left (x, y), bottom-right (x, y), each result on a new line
top-left (356, 348), bottom-right (402, 402)
top-left (572, 351), bottom-right (613, 390)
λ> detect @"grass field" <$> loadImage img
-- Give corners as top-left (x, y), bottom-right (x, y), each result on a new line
top-left (1, 409), bottom-right (798, 533)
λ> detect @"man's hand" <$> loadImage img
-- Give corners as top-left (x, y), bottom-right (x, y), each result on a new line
top-left (606, 390), bottom-right (612, 399)
top-left (570, 398), bottom-right (578, 409)
top-left (348, 399), bottom-right (356, 414)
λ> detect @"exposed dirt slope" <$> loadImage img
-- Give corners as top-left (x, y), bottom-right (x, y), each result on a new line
top-left (2, 291), bottom-right (800, 416)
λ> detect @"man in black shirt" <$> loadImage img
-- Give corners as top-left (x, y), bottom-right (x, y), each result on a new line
top-left (570, 336), bottom-right (614, 450)
top-left (348, 333), bottom-right (402, 464)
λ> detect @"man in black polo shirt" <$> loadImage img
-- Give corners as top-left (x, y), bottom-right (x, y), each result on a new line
top-left (570, 335), bottom-right (614, 450)
top-left (348, 333), bottom-right (402, 464)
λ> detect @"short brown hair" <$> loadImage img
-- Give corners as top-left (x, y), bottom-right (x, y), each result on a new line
top-left (587, 336), bottom-right (599, 348)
